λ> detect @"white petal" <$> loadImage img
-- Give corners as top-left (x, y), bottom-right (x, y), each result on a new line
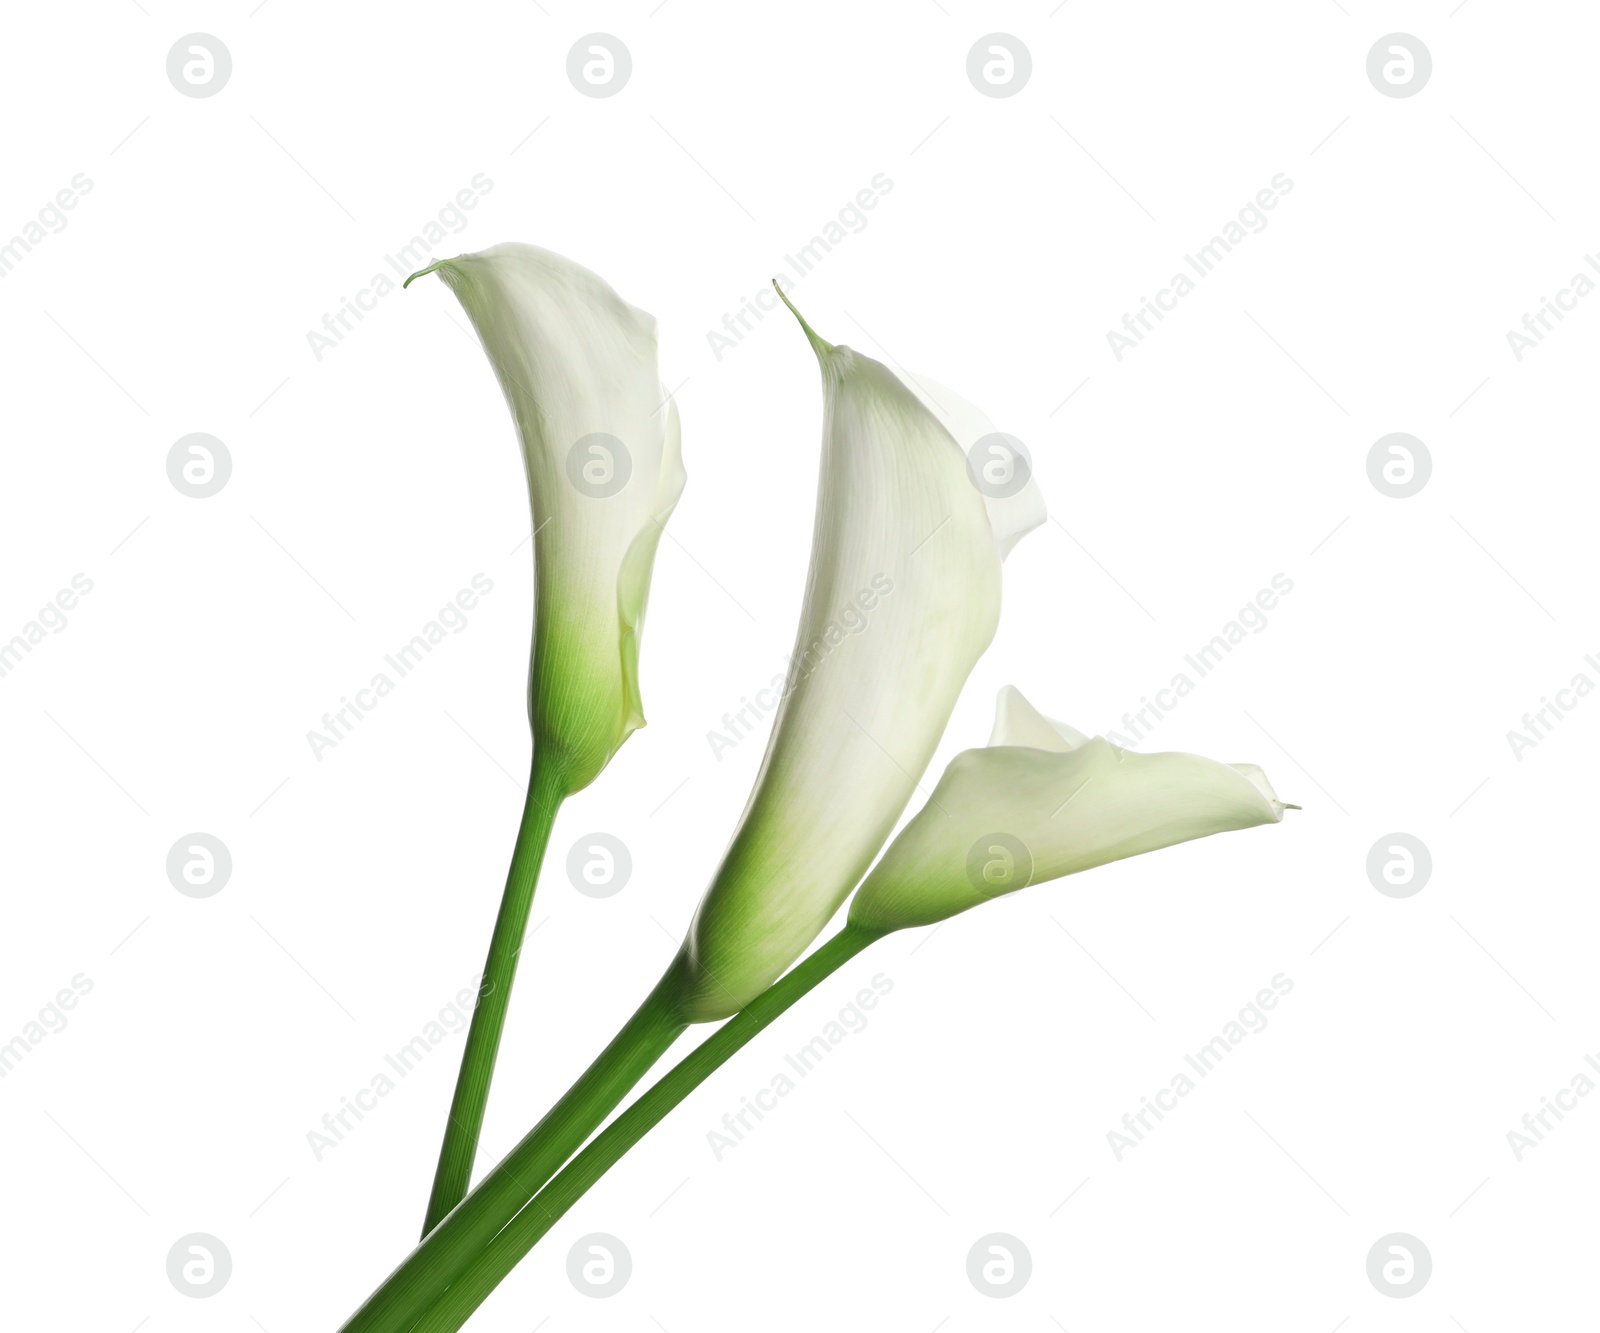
top-left (416, 243), bottom-right (682, 792)
top-left (897, 371), bottom-right (1046, 560)
top-left (988, 684), bottom-right (1090, 751)
top-left (850, 734), bottom-right (1287, 933)
top-left (1228, 762), bottom-right (1295, 816)
top-left (616, 397), bottom-right (687, 732)
top-left (678, 299), bottom-right (1043, 1020)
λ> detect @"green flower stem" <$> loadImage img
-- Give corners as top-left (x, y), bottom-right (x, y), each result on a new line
top-left (421, 758), bottom-right (568, 1235)
top-left (409, 925), bottom-right (884, 1333)
top-left (342, 954), bottom-right (690, 1333)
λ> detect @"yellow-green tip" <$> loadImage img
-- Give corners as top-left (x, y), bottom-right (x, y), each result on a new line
top-left (403, 259), bottom-right (449, 290)
top-left (772, 279), bottom-right (834, 358)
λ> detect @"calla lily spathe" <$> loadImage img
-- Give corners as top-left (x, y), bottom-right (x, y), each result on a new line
top-left (675, 295), bottom-right (1045, 1020)
top-left (412, 243), bottom-right (686, 795)
top-left (849, 686), bottom-right (1293, 933)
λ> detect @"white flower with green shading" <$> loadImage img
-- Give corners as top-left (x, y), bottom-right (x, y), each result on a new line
top-left (849, 685), bottom-right (1295, 932)
top-left (674, 291), bottom-right (1046, 1020)
top-left (405, 243), bottom-right (685, 1235)
top-left (411, 242), bottom-right (686, 795)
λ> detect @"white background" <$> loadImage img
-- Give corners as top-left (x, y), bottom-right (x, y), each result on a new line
top-left (1, 1), bottom-right (1594, 1328)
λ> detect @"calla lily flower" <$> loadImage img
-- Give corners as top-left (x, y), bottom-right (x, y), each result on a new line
top-left (675, 292), bottom-right (1045, 1020)
top-left (410, 242), bottom-right (686, 794)
top-left (406, 243), bottom-right (685, 1235)
top-left (849, 686), bottom-right (1293, 932)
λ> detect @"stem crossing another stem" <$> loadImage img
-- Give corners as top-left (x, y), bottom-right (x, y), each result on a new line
top-left (409, 926), bottom-right (883, 1332)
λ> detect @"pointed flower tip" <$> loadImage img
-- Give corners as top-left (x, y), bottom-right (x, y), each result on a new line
top-left (1281, 802), bottom-right (1303, 811)
top-left (772, 279), bottom-right (834, 359)
top-left (403, 259), bottom-right (449, 290)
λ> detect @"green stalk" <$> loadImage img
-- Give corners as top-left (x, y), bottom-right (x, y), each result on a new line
top-left (342, 955), bottom-right (690, 1333)
top-left (421, 758), bottom-right (567, 1235)
top-left (407, 926), bottom-right (884, 1333)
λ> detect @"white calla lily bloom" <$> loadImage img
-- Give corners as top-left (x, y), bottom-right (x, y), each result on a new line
top-left (676, 292), bottom-right (1045, 1020)
top-left (849, 686), bottom-right (1294, 933)
top-left (411, 243), bottom-right (686, 795)
top-left (405, 244), bottom-right (687, 1236)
